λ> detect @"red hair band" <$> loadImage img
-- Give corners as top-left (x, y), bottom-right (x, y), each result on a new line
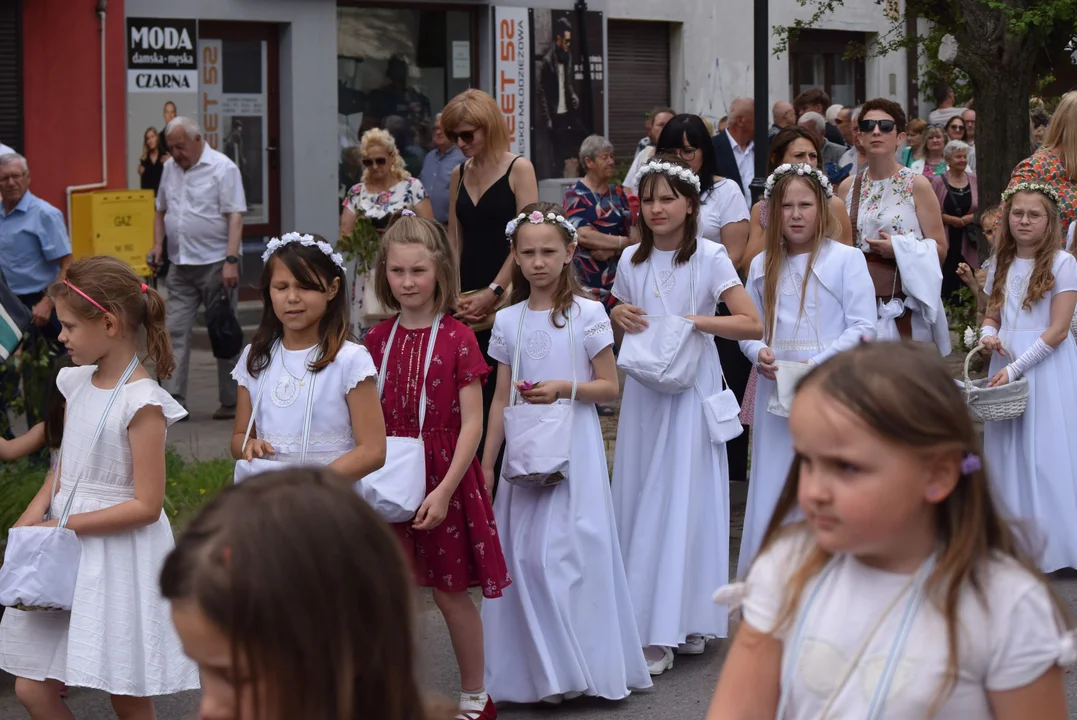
top-left (63, 280), bottom-right (108, 315)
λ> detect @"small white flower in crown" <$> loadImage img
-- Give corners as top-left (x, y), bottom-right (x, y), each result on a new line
top-left (504, 209), bottom-right (578, 242)
top-left (261, 231), bottom-right (347, 271)
top-left (763, 163), bottom-right (834, 201)
top-left (636, 160), bottom-right (702, 193)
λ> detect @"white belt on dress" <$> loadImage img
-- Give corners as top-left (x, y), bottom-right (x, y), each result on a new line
top-left (55, 480), bottom-right (136, 503)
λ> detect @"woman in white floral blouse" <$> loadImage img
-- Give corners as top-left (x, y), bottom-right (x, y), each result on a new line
top-left (340, 128), bottom-right (434, 334)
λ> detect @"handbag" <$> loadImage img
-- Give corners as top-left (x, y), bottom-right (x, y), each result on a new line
top-left (0, 356), bottom-right (139, 611)
top-left (698, 363), bottom-right (743, 444)
top-left (357, 315), bottom-right (439, 522)
top-left (233, 343), bottom-right (320, 484)
top-left (851, 170), bottom-right (905, 299)
top-left (617, 255), bottom-right (705, 394)
top-left (0, 270), bottom-right (31, 362)
top-left (205, 287), bottom-right (244, 360)
top-left (501, 306), bottom-right (577, 488)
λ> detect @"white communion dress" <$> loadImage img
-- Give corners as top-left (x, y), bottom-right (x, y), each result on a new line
top-left (0, 366), bottom-right (199, 696)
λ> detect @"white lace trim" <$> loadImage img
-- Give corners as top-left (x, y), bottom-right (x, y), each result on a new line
top-left (343, 365), bottom-right (378, 393)
top-left (773, 336), bottom-right (837, 352)
top-left (261, 430), bottom-right (355, 447)
top-left (585, 320), bottom-right (612, 338)
top-left (713, 277), bottom-right (741, 300)
top-left (490, 332), bottom-right (508, 348)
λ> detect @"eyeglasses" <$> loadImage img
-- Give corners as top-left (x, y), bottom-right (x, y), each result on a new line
top-left (1011, 210), bottom-right (1047, 223)
top-left (947, 124), bottom-right (965, 131)
top-left (678, 146), bottom-right (699, 160)
top-left (858, 119), bottom-right (897, 134)
top-left (446, 129), bottom-right (475, 144)
top-left (361, 157), bottom-right (388, 168)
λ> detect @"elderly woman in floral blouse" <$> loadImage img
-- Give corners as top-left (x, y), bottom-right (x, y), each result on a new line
top-left (563, 135), bottom-right (636, 311)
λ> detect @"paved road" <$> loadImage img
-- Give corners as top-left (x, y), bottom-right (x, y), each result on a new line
top-left (3, 350), bottom-right (1077, 718)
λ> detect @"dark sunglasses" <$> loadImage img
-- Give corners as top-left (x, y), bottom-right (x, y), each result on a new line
top-left (947, 123), bottom-right (965, 131)
top-left (858, 119), bottom-right (897, 134)
top-left (361, 157), bottom-right (387, 167)
top-left (446, 129), bottom-right (475, 144)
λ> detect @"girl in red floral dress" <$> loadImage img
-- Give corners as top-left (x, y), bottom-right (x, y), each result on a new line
top-left (365, 210), bottom-right (509, 720)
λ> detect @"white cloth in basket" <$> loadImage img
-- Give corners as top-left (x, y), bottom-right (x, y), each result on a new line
top-left (984, 251), bottom-right (1077, 572)
top-left (0, 366), bottom-right (198, 695)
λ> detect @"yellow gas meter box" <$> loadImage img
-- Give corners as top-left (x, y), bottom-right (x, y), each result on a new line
top-left (70, 190), bottom-right (155, 277)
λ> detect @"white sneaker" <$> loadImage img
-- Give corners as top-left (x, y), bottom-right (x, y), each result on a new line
top-left (676, 634), bottom-right (707, 655)
top-left (646, 646), bottom-right (674, 675)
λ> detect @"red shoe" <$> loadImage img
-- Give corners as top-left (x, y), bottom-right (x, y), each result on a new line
top-left (456, 696), bottom-right (496, 720)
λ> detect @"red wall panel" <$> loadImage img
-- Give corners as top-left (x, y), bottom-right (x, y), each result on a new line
top-left (22, 0), bottom-right (126, 219)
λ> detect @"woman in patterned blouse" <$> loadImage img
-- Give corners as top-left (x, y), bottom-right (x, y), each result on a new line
top-left (1009, 91), bottom-right (1077, 228)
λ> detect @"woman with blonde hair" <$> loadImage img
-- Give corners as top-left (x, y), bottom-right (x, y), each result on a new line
top-left (340, 127), bottom-right (434, 334)
top-left (1010, 91), bottom-right (1077, 225)
top-left (442, 89), bottom-right (538, 475)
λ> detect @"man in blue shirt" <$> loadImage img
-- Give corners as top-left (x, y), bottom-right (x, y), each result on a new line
top-left (420, 113), bottom-right (465, 225)
top-left (0, 153), bottom-right (73, 428)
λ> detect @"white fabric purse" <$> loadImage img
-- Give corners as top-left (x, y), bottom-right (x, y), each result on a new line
top-left (357, 315), bottom-right (440, 522)
top-left (766, 265), bottom-right (818, 418)
top-left (699, 363), bottom-right (743, 444)
top-left (234, 343), bottom-right (320, 484)
top-left (0, 357), bottom-right (138, 611)
top-left (502, 307), bottom-right (576, 489)
top-left (617, 256), bottom-right (705, 394)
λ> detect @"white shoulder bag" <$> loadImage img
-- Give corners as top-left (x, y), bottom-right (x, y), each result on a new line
top-left (617, 255), bottom-right (706, 394)
top-left (357, 315), bottom-right (440, 522)
top-left (766, 263), bottom-right (819, 418)
top-left (0, 356), bottom-right (139, 611)
top-left (234, 342), bottom-right (319, 483)
top-left (502, 306), bottom-right (577, 489)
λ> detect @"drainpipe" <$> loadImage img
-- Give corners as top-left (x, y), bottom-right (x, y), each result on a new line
top-left (65, 0), bottom-right (108, 238)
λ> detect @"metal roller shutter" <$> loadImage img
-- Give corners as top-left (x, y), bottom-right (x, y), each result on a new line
top-left (0, 0), bottom-right (22, 153)
top-left (608, 19), bottom-right (669, 160)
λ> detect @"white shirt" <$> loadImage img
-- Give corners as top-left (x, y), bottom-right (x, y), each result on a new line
top-left (738, 528), bottom-right (1073, 719)
top-left (726, 130), bottom-right (754, 203)
top-left (698, 179), bottom-right (750, 245)
top-left (622, 146), bottom-right (655, 195)
top-left (156, 145), bottom-right (247, 266)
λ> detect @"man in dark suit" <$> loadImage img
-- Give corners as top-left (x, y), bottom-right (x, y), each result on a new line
top-left (711, 97), bottom-right (755, 204)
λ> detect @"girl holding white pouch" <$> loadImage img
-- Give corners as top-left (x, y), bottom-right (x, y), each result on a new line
top-left (838, 98), bottom-right (950, 353)
top-left (610, 155), bottom-right (762, 676)
top-left (737, 163), bottom-right (877, 572)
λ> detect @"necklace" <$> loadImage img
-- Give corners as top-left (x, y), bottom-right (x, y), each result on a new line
top-left (272, 345), bottom-right (314, 408)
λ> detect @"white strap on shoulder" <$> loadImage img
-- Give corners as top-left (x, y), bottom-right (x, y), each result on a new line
top-left (509, 303), bottom-right (577, 406)
top-left (377, 314), bottom-right (442, 433)
top-left (239, 341), bottom-right (278, 458)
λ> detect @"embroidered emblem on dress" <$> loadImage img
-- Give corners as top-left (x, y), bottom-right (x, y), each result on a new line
top-left (1008, 271), bottom-right (1030, 298)
top-left (525, 330), bottom-right (553, 360)
top-left (656, 269), bottom-right (677, 297)
top-left (780, 272), bottom-right (806, 296)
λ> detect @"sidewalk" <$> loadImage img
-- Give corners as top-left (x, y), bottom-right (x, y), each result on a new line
top-left (166, 348), bottom-right (238, 462)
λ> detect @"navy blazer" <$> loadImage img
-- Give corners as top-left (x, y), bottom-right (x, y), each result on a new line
top-left (711, 131), bottom-right (744, 195)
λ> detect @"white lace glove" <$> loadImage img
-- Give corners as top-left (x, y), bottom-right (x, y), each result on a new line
top-left (1005, 338), bottom-right (1054, 381)
top-left (979, 326), bottom-right (998, 341)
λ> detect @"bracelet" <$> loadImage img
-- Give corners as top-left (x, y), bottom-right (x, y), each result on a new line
top-left (618, 237), bottom-right (624, 252)
top-left (979, 326), bottom-right (998, 340)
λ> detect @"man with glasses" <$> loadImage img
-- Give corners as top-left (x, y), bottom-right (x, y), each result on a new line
top-left (0, 153), bottom-right (72, 428)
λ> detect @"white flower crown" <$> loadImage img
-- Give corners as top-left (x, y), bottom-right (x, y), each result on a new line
top-left (763, 163), bottom-right (834, 200)
top-left (1002, 181), bottom-right (1061, 207)
top-left (505, 210), bottom-right (578, 242)
top-left (262, 232), bottom-right (346, 271)
top-left (636, 160), bottom-right (702, 193)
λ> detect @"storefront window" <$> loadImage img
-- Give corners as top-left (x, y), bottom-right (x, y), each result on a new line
top-left (337, 6), bottom-right (474, 197)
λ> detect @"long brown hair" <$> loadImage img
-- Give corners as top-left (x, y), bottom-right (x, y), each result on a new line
top-left (989, 190), bottom-right (1062, 314)
top-left (632, 154), bottom-right (700, 267)
top-left (247, 236), bottom-right (350, 378)
top-left (375, 211), bottom-right (459, 314)
top-left (756, 342), bottom-right (1070, 713)
top-left (49, 256), bottom-right (174, 378)
top-left (160, 468), bottom-right (448, 720)
top-left (761, 173), bottom-right (839, 344)
top-left (508, 201), bottom-right (583, 328)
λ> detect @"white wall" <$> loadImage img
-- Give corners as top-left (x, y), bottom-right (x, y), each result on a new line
top-left (125, 0), bottom-right (339, 242)
top-left (607, 0), bottom-right (908, 122)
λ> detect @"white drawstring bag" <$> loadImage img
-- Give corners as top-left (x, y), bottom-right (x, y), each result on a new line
top-left (766, 263), bottom-right (818, 418)
top-left (699, 358), bottom-right (743, 444)
top-left (617, 256), bottom-right (705, 394)
top-left (0, 357), bottom-right (139, 611)
top-left (502, 306), bottom-right (577, 489)
top-left (357, 315), bottom-right (439, 522)
top-left (234, 342), bottom-right (320, 484)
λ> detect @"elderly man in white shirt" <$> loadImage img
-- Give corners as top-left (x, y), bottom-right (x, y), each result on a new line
top-left (149, 116), bottom-right (247, 420)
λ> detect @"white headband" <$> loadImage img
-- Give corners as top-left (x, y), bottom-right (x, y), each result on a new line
top-left (763, 163), bottom-right (834, 200)
top-left (636, 160), bottom-right (702, 193)
top-left (262, 232), bottom-right (346, 270)
top-left (505, 210), bottom-right (578, 242)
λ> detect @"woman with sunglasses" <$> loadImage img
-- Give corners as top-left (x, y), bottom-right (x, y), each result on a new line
top-left (442, 89), bottom-right (539, 475)
top-left (837, 98), bottom-right (950, 350)
top-left (945, 116), bottom-right (967, 143)
top-left (340, 128), bottom-right (435, 334)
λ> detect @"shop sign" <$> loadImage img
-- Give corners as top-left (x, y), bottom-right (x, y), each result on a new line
top-left (493, 7), bottom-right (530, 158)
top-left (126, 18), bottom-right (198, 93)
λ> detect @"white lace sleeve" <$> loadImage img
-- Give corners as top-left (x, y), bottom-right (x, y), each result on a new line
top-left (339, 342), bottom-right (378, 393)
top-left (230, 345), bottom-right (254, 390)
top-left (611, 251), bottom-right (635, 305)
top-left (488, 311), bottom-right (511, 366)
top-left (582, 301), bottom-right (614, 358)
top-left (709, 243), bottom-right (743, 303)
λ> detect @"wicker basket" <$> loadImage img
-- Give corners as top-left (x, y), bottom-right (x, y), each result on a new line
top-left (959, 343), bottom-right (1029, 422)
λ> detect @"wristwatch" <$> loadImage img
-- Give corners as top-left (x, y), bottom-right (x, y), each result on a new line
top-left (488, 283), bottom-right (504, 298)
top-left (225, 255), bottom-right (240, 265)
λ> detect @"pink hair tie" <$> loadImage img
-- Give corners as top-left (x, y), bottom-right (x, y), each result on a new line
top-left (63, 280), bottom-right (108, 315)
top-left (140, 283), bottom-right (148, 294)
top-left (401, 209), bottom-right (416, 217)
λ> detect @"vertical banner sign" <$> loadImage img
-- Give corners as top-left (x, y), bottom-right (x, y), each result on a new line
top-left (494, 7), bottom-right (530, 158)
top-left (125, 18), bottom-right (198, 190)
top-left (199, 38), bottom-right (270, 225)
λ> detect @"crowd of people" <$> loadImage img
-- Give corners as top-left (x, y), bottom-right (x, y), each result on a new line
top-left (0, 83), bottom-right (1075, 720)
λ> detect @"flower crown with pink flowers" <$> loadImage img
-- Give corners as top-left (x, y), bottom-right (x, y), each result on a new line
top-left (504, 209), bottom-right (578, 244)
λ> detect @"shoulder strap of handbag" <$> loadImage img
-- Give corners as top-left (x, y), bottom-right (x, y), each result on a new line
top-left (509, 303), bottom-right (577, 407)
top-left (646, 254), bottom-right (697, 316)
top-left (850, 170), bottom-right (864, 247)
top-left (52, 356), bottom-right (140, 528)
top-left (239, 340), bottom-right (280, 457)
top-left (376, 314), bottom-right (441, 433)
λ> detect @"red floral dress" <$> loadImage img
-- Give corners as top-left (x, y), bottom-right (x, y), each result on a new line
top-left (365, 315), bottom-right (511, 598)
top-left (1009, 149), bottom-right (1077, 228)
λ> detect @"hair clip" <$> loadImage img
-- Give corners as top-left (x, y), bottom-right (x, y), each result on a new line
top-left (401, 209), bottom-right (416, 217)
top-left (960, 452), bottom-right (982, 475)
